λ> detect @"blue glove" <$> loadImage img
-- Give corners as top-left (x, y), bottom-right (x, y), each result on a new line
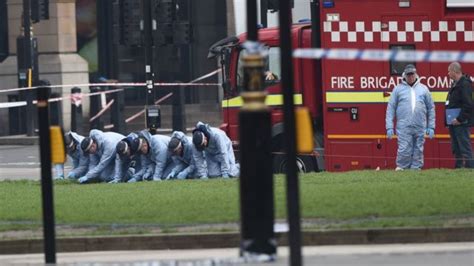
top-left (78, 176), bottom-right (88, 184)
top-left (386, 129), bottom-right (394, 139)
top-left (128, 177), bottom-right (138, 183)
top-left (426, 128), bottom-right (435, 139)
top-left (176, 171), bottom-right (188, 180)
top-left (165, 171), bottom-right (175, 180)
top-left (67, 172), bottom-right (77, 180)
top-left (143, 173), bottom-right (152, 181)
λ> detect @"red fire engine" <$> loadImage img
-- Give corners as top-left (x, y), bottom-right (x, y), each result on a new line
top-left (210, 0), bottom-right (474, 172)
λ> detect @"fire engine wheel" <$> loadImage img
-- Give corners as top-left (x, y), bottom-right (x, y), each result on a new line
top-left (272, 154), bottom-right (315, 173)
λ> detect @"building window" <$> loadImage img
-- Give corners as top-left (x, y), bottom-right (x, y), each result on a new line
top-left (390, 45), bottom-right (415, 76)
top-left (0, 0), bottom-right (8, 62)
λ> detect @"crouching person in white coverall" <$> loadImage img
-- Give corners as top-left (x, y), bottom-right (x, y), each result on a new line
top-left (61, 131), bottom-right (89, 180)
top-left (192, 121), bottom-right (240, 178)
top-left (109, 132), bottom-right (142, 183)
top-left (128, 130), bottom-right (175, 182)
top-left (166, 131), bottom-right (205, 180)
top-left (78, 129), bottom-right (124, 183)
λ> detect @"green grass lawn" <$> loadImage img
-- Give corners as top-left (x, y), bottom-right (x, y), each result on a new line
top-left (0, 169), bottom-right (473, 236)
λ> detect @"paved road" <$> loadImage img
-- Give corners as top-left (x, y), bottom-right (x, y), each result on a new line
top-left (0, 145), bottom-right (72, 180)
top-left (0, 242), bottom-right (473, 265)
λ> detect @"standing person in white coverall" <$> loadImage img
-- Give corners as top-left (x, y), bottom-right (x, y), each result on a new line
top-left (385, 64), bottom-right (436, 170)
top-left (78, 129), bottom-right (124, 183)
top-left (192, 121), bottom-right (240, 178)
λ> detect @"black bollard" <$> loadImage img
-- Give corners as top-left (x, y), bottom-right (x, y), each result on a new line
top-left (110, 87), bottom-right (126, 133)
top-left (70, 87), bottom-right (84, 134)
top-left (8, 94), bottom-right (25, 135)
top-left (89, 86), bottom-right (104, 130)
top-left (172, 84), bottom-right (186, 132)
top-left (49, 93), bottom-right (62, 127)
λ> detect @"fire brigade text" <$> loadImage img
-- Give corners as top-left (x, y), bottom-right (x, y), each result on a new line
top-left (331, 76), bottom-right (452, 89)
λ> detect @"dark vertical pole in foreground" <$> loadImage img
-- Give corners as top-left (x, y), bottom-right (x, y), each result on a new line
top-left (239, 0), bottom-right (275, 259)
top-left (278, 0), bottom-right (302, 265)
top-left (36, 82), bottom-right (56, 264)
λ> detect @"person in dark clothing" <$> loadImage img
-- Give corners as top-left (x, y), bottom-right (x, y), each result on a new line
top-left (446, 62), bottom-right (474, 168)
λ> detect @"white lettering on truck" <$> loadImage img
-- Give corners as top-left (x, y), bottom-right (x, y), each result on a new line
top-left (331, 76), bottom-right (452, 89)
top-left (331, 76), bottom-right (355, 89)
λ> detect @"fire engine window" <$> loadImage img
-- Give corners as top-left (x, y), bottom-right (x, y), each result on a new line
top-left (390, 45), bottom-right (415, 76)
top-left (447, 0), bottom-right (474, 8)
top-left (236, 46), bottom-right (281, 90)
top-left (267, 47), bottom-right (281, 82)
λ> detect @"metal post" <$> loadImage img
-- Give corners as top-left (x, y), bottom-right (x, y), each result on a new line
top-left (18, 0), bottom-right (37, 136)
top-left (70, 87), bottom-right (84, 135)
top-left (278, 0), bottom-right (302, 265)
top-left (36, 81), bottom-right (56, 264)
top-left (246, 0), bottom-right (258, 41)
top-left (142, 0), bottom-right (157, 133)
top-left (239, 0), bottom-right (275, 260)
top-left (310, 0), bottom-right (323, 132)
top-left (260, 0), bottom-right (268, 28)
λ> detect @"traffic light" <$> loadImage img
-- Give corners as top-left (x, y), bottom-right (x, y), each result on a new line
top-left (31, 0), bottom-right (49, 23)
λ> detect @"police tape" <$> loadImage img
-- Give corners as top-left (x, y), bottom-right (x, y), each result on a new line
top-left (293, 48), bottom-right (474, 62)
top-left (0, 69), bottom-right (222, 94)
top-left (0, 88), bottom-right (125, 109)
top-left (0, 69), bottom-right (221, 109)
top-left (0, 81), bottom-right (221, 94)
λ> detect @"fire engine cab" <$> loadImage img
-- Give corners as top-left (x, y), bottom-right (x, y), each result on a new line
top-left (210, 0), bottom-right (474, 172)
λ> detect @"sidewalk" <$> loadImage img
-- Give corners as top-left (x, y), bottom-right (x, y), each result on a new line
top-left (0, 134), bottom-right (38, 145)
top-left (1, 242), bottom-right (473, 265)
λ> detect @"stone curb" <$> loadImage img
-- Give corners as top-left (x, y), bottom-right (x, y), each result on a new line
top-left (1, 227), bottom-right (472, 255)
top-left (0, 136), bottom-right (39, 145)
